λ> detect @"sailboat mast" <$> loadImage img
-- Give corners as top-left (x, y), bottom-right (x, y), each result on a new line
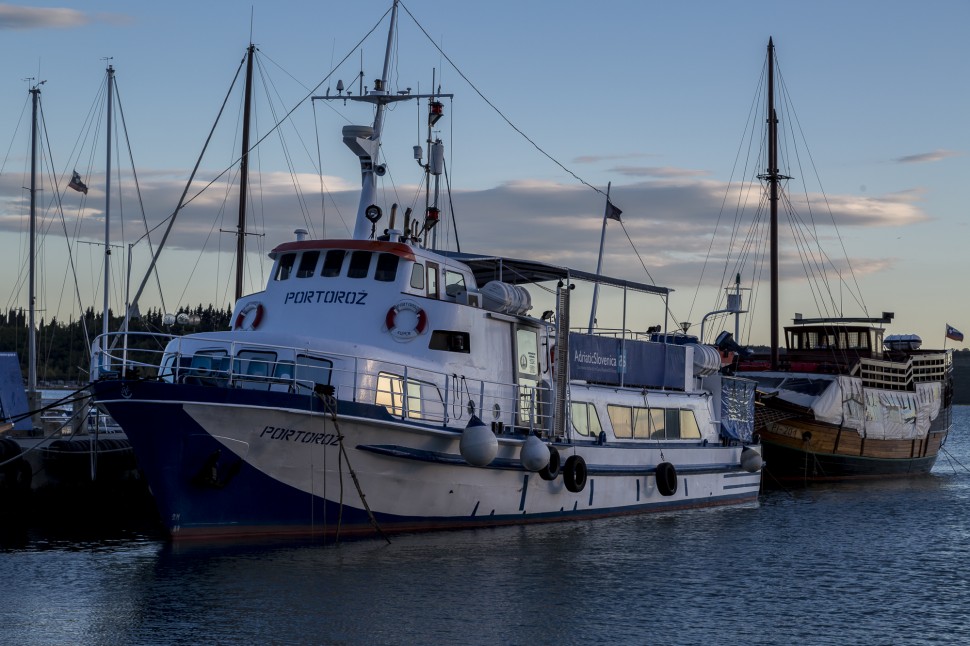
top-left (28, 83), bottom-right (40, 413)
top-left (102, 65), bottom-right (114, 340)
top-left (767, 39), bottom-right (780, 370)
top-left (235, 44), bottom-right (255, 302)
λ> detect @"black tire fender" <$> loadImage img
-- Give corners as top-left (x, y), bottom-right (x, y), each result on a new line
top-left (656, 461), bottom-right (678, 496)
top-left (539, 445), bottom-right (561, 481)
top-left (563, 455), bottom-right (588, 493)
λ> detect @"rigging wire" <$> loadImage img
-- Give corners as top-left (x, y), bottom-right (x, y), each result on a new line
top-left (114, 81), bottom-right (167, 317)
top-left (126, 8), bottom-right (392, 319)
top-left (691, 46), bottom-right (873, 345)
top-left (398, 2), bottom-right (607, 202)
top-left (37, 98), bottom-right (93, 369)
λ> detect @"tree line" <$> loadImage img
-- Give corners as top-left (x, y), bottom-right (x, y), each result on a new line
top-left (0, 305), bottom-right (233, 385)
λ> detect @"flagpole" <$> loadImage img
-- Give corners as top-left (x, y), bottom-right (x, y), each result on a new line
top-left (588, 182), bottom-right (612, 334)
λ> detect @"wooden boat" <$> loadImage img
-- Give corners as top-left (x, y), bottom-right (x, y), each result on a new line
top-left (724, 40), bottom-right (953, 483)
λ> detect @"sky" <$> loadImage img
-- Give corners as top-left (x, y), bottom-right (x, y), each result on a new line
top-left (0, 0), bottom-right (967, 349)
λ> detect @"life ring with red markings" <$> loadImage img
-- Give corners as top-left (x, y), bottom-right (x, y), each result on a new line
top-left (385, 301), bottom-right (428, 341)
top-left (234, 302), bottom-right (264, 331)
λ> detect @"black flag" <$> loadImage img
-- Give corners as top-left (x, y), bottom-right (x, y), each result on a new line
top-left (68, 170), bottom-right (88, 195)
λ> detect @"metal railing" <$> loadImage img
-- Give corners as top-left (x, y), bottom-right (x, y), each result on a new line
top-left (92, 332), bottom-right (554, 435)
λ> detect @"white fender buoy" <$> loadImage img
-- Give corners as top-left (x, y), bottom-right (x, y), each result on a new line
top-left (460, 416), bottom-right (498, 467)
top-left (740, 446), bottom-right (763, 473)
top-left (520, 433), bottom-right (550, 472)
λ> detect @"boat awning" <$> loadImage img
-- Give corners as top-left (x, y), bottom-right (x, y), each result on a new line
top-left (439, 251), bottom-right (670, 296)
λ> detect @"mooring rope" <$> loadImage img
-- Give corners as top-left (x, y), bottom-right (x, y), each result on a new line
top-left (314, 387), bottom-right (390, 545)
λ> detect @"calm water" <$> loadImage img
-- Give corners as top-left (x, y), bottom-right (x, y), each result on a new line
top-left (3, 409), bottom-right (970, 645)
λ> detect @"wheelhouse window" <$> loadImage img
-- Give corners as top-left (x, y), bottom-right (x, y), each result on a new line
top-left (296, 251), bottom-right (320, 278)
top-left (375, 253), bottom-right (400, 282)
top-left (444, 270), bottom-right (466, 297)
top-left (376, 371), bottom-right (443, 421)
top-left (275, 253), bottom-right (296, 280)
top-left (348, 251), bottom-right (371, 278)
top-left (426, 262), bottom-right (439, 299)
top-left (410, 263), bottom-right (425, 289)
top-left (321, 250), bottom-right (345, 277)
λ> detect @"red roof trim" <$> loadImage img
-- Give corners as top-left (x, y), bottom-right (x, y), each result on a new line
top-left (270, 239), bottom-right (416, 261)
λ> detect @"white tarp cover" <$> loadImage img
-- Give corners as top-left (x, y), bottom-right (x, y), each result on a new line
top-left (811, 376), bottom-right (863, 428)
top-left (809, 377), bottom-right (941, 440)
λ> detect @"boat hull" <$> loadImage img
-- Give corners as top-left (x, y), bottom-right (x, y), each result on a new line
top-left (93, 379), bottom-right (761, 541)
top-left (758, 414), bottom-right (949, 484)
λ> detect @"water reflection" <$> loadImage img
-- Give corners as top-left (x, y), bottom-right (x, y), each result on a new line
top-left (2, 409), bottom-right (969, 644)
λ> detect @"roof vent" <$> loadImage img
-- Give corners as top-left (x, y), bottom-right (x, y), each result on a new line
top-left (294, 228), bottom-right (308, 242)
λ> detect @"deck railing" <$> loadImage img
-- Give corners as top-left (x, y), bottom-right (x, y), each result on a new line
top-left (92, 332), bottom-right (554, 436)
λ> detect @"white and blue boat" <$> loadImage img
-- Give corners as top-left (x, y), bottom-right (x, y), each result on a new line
top-left (89, 1), bottom-right (762, 541)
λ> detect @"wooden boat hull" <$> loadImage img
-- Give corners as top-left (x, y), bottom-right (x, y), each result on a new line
top-left (758, 415), bottom-right (948, 484)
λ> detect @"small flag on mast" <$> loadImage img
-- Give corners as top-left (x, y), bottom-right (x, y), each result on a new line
top-left (606, 200), bottom-right (622, 222)
top-left (68, 170), bottom-right (88, 195)
top-left (946, 324), bottom-right (963, 342)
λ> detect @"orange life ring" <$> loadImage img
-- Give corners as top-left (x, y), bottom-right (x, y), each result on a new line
top-left (234, 302), bottom-right (264, 330)
top-left (385, 301), bottom-right (428, 341)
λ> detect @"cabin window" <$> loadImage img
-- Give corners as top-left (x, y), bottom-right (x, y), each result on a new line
top-left (426, 262), bottom-right (439, 299)
top-left (607, 405), bottom-right (633, 439)
top-left (429, 330), bottom-right (471, 353)
top-left (275, 253), bottom-right (296, 280)
top-left (321, 250), bottom-right (345, 277)
top-left (609, 405), bottom-right (685, 440)
top-left (375, 253), bottom-right (400, 282)
top-left (186, 349), bottom-right (229, 384)
top-left (444, 270), bottom-right (466, 298)
top-left (294, 354), bottom-right (333, 392)
top-left (234, 350), bottom-right (277, 390)
top-left (647, 408), bottom-right (665, 439)
top-left (633, 407), bottom-right (653, 439)
top-left (665, 408), bottom-right (681, 439)
top-left (296, 251), bottom-right (320, 278)
top-left (376, 371), bottom-right (443, 421)
top-left (570, 401), bottom-right (603, 438)
top-left (679, 410), bottom-right (701, 439)
top-left (160, 353), bottom-right (177, 382)
top-left (410, 263), bottom-right (425, 289)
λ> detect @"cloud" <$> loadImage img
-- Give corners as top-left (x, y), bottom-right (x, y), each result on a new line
top-left (609, 166), bottom-right (710, 179)
top-left (0, 4), bottom-right (131, 29)
top-left (0, 3), bottom-right (88, 29)
top-left (0, 170), bottom-right (936, 317)
top-left (572, 153), bottom-right (654, 164)
top-left (893, 149), bottom-right (960, 164)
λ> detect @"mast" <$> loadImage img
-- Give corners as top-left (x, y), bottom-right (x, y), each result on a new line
top-left (347, 0), bottom-right (399, 241)
top-left (27, 82), bottom-right (41, 425)
top-left (766, 39), bottom-right (780, 369)
top-left (102, 64), bottom-right (114, 342)
top-left (588, 182), bottom-right (612, 333)
top-left (235, 44), bottom-right (255, 302)
top-left (312, 0), bottom-right (452, 242)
